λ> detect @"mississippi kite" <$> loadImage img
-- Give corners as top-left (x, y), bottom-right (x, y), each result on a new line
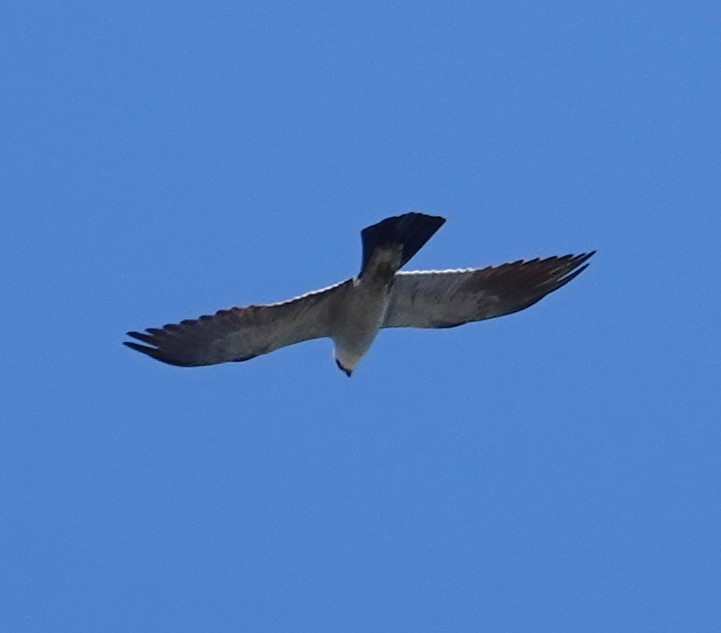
top-left (125, 213), bottom-right (594, 376)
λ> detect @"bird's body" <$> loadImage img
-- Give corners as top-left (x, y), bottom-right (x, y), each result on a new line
top-left (332, 282), bottom-right (389, 373)
top-left (125, 213), bottom-right (594, 376)
top-left (331, 243), bottom-right (403, 373)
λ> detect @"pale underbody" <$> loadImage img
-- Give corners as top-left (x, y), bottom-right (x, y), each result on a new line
top-left (331, 244), bottom-right (402, 372)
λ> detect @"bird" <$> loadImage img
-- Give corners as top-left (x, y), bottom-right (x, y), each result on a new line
top-left (124, 213), bottom-right (594, 376)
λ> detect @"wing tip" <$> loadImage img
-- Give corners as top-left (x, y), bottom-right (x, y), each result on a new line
top-left (123, 340), bottom-right (158, 357)
top-left (123, 339), bottom-right (194, 367)
top-left (575, 250), bottom-right (596, 263)
top-left (551, 250), bottom-right (595, 289)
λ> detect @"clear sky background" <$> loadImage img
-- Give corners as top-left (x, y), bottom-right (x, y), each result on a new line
top-left (2, 2), bottom-right (720, 631)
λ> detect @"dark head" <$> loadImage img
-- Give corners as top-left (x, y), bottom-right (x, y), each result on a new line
top-left (335, 358), bottom-right (353, 378)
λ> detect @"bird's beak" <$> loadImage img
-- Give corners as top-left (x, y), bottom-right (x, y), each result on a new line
top-left (336, 358), bottom-right (353, 377)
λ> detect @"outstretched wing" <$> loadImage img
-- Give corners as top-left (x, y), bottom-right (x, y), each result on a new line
top-left (124, 279), bottom-right (352, 367)
top-left (383, 253), bottom-right (594, 329)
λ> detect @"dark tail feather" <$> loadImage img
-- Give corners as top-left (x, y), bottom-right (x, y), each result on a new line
top-left (360, 212), bottom-right (445, 277)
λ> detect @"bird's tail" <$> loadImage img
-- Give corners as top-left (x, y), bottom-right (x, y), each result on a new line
top-left (359, 212), bottom-right (445, 278)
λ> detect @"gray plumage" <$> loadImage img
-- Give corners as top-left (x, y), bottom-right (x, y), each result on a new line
top-left (125, 213), bottom-right (594, 375)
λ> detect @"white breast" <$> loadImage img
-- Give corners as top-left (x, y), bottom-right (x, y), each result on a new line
top-left (331, 278), bottom-right (391, 370)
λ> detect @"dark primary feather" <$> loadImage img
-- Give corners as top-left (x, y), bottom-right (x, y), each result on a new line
top-left (124, 279), bottom-right (352, 367)
top-left (383, 252), bottom-right (595, 329)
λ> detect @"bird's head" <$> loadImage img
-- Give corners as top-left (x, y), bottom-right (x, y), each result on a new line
top-left (333, 347), bottom-right (360, 378)
top-left (335, 358), bottom-right (353, 377)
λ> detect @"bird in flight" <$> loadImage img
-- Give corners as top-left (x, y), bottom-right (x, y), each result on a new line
top-left (125, 213), bottom-right (594, 376)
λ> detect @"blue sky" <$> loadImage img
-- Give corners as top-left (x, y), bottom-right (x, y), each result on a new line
top-left (2, 1), bottom-right (720, 631)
